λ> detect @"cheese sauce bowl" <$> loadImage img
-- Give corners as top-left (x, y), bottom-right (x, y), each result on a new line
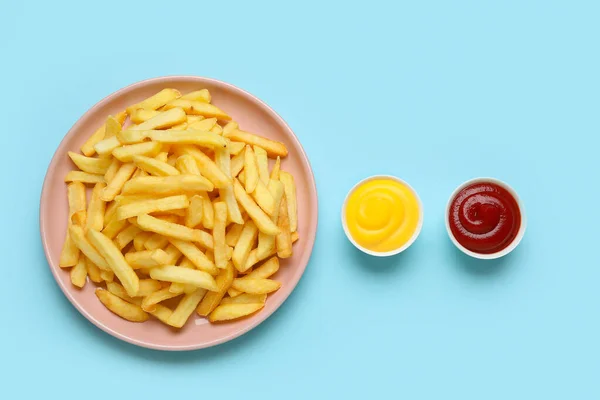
top-left (342, 175), bottom-right (424, 257)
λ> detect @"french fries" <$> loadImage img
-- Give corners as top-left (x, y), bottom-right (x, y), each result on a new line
top-left (60, 87), bottom-right (299, 329)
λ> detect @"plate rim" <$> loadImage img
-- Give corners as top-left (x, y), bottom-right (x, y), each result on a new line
top-left (39, 75), bottom-right (319, 351)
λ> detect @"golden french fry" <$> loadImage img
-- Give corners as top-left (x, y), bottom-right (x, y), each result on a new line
top-left (187, 117), bottom-right (217, 131)
top-left (60, 182), bottom-right (87, 267)
top-left (69, 225), bottom-right (109, 270)
top-left (104, 200), bottom-right (118, 223)
top-left (132, 154), bottom-right (180, 176)
top-left (238, 169), bottom-right (246, 185)
top-left (244, 145), bottom-right (259, 193)
top-left (271, 156), bottom-right (281, 180)
top-left (137, 279), bottom-right (162, 297)
top-left (106, 282), bottom-right (142, 305)
top-left (86, 258), bottom-right (103, 283)
top-left (215, 147), bottom-right (243, 224)
top-left (100, 269), bottom-right (114, 282)
top-left (102, 218), bottom-right (127, 239)
top-left (95, 288), bottom-right (148, 322)
top-left (94, 136), bottom-right (121, 157)
top-left (213, 202), bottom-right (228, 269)
top-left (116, 194), bottom-right (189, 221)
top-left (230, 151), bottom-right (245, 178)
top-left (126, 88), bottom-right (181, 115)
top-left (222, 121), bottom-right (239, 136)
top-left (164, 99), bottom-right (231, 120)
top-left (59, 232), bottom-right (80, 268)
top-left (202, 194), bottom-right (214, 230)
top-left (180, 89), bottom-right (211, 103)
top-left (197, 263), bottom-right (236, 316)
top-left (133, 231), bottom-right (153, 251)
top-left (184, 195), bottom-right (203, 228)
top-left (148, 130), bottom-right (227, 148)
top-left (252, 180), bottom-right (275, 216)
top-left (257, 180), bottom-right (284, 259)
top-left (232, 220), bottom-right (258, 272)
top-left (167, 288), bottom-right (207, 328)
top-left (225, 223), bottom-right (244, 247)
top-left (178, 145), bottom-right (231, 188)
top-left (291, 231), bottom-right (299, 243)
top-left (112, 141), bottom-right (162, 162)
top-left (125, 249), bottom-right (170, 269)
top-left (86, 183), bottom-right (107, 232)
top-left (231, 278), bottom-right (281, 294)
top-left (102, 163), bottom-right (136, 201)
top-left (279, 171), bottom-right (298, 232)
top-left (224, 129), bottom-right (288, 158)
top-left (220, 293), bottom-right (266, 305)
top-left (104, 158), bottom-right (122, 183)
top-left (141, 287), bottom-right (180, 312)
top-left (87, 229), bottom-right (140, 297)
top-left (254, 146), bottom-right (269, 184)
top-left (104, 115), bottom-right (121, 138)
top-left (150, 266), bottom-right (218, 291)
top-left (65, 171), bottom-right (105, 184)
top-left (137, 214), bottom-right (213, 249)
top-left (229, 256), bottom-right (279, 296)
top-left (209, 303), bottom-right (264, 322)
top-left (129, 108), bottom-right (161, 124)
top-left (210, 124), bottom-right (222, 135)
top-left (276, 196), bottom-right (293, 258)
top-left (68, 152), bottom-right (112, 175)
top-left (168, 238), bottom-right (218, 274)
top-left (148, 304), bottom-right (173, 324)
top-left (122, 175), bottom-right (214, 196)
top-left (81, 112), bottom-right (126, 156)
top-left (115, 224), bottom-right (142, 250)
top-left (130, 107), bottom-right (186, 131)
top-left (70, 257), bottom-right (88, 288)
top-left (233, 179), bottom-right (279, 236)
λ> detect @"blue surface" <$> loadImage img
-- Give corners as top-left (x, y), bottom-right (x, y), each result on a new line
top-left (1, 0), bottom-right (599, 398)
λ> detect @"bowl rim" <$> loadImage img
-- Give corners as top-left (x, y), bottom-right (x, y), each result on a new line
top-left (444, 177), bottom-right (526, 260)
top-left (39, 75), bottom-right (319, 351)
top-left (341, 175), bottom-right (424, 257)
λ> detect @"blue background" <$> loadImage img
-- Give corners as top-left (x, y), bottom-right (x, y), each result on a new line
top-left (2, 0), bottom-right (599, 398)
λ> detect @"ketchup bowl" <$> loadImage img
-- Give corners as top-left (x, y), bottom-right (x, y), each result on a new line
top-left (445, 177), bottom-right (526, 260)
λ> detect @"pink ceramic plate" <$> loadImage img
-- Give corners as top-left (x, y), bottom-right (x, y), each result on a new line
top-left (40, 76), bottom-right (318, 351)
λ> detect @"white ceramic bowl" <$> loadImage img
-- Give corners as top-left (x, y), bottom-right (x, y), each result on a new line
top-left (342, 175), bottom-right (424, 257)
top-left (445, 177), bottom-right (527, 260)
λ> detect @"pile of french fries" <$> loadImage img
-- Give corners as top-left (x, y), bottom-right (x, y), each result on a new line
top-left (59, 88), bottom-right (299, 327)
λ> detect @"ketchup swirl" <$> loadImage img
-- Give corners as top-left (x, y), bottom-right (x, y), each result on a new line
top-left (448, 182), bottom-right (521, 254)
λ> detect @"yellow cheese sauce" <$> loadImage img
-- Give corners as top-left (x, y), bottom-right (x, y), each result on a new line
top-left (345, 178), bottom-right (421, 253)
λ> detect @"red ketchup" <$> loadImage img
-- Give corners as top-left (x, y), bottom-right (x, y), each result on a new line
top-left (448, 182), bottom-right (521, 254)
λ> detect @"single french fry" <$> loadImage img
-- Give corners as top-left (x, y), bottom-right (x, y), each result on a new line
top-left (231, 278), bottom-right (281, 294)
top-left (212, 202), bottom-right (228, 269)
top-left (225, 223), bottom-right (244, 247)
top-left (132, 154), bottom-right (180, 176)
top-left (209, 303), bottom-right (264, 322)
top-left (257, 180), bottom-right (285, 259)
top-left (87, 229), bottom-right (140, 297)
top-left (181, 89), bottom-right (211, 103)
top-left (276, 196), bottom-right (293, 258)
top-left (164, 99), bottom-right (231, 120)
top-left (222, 121), bottom-right (239, 136)
top-left (68, 152), bottom-right (112, 175)
top-left (150, 266), bottom-right (218, 291)
top-left (202, 194), bottom-right (214, 230)
top-left (137, 279), bottom-right (163, 297)
top-left (81, 112), bottom-right (126, 156)
top-left (116, 195), bottom-right (189, 220)
top-left (112, 141), bottom-right (162, 162)
top-left (184, 195), bottom-right (204, 228)
top-left (59, 232), bottom-right (80, 268)
top-left (137, 214), bottom-right (213, 249)
top-left (86, 183), bottom-right (107, 232)
top-left (148, 130), bottom-right (227, 148)
top-left (100, 270), bottom-right (114, 282)
top-left (220, 293), bottom-right (266, 305)
top-left (271, 156), bottom-right (281, 180)
top-left (129, 107), bottom-right (186, 131)
top-left (215, 147), bottom-right (243, 224)
top-left (167, 288), bottom-right (207, 328)
top-left (122, 174), bottom-right (214, 196)
top-left (224, 129), bottom-right (288, 158)
top-left (102, 218), bottom-right (127, 239)
top-left (94, 136), bottom-right (121, 157)
top-left (279, 171), bottom-right (298, 232)
top-left (125, 249), bottom-right (170, 269)
top-left (69, 225), bottom-right (109, 270)
top-left (95, 288), bottom-right (148, 322)
top-left (129, 108), bottom-right (161, 124)
top-left (141, 287), bottom-right (180, 312)
top-left (104, 200), bottom-right (118, 224)
top-left (244, 145), bottom-right (259, 193)
top-left (115, 224), bottom-right (142, 250)
top-left (178, 145), bottom-right (231, 188)
top-left (148, 304), bottom-right (173, 324)
top-left (230, 151), bottom-right (245, 178)
top-left (252, 180), bottom-right (275, 216)
top-left (102, 163), bottom-right (136, 201)
top-left (70, 257), bottom-right (88, 288)
top-left (187, 117), bottom-right (217, 131)
top-left (233, 179), bottom-right (279, 236)
top-left (65, 171), bottom-right (105, 184)
top-left (232, 220), bottom-right (258, 272)
top-left (126, 88), bottom-right (181, 114)
top-left (104, 115), bottom-right (121, 138)
top-left (104, 158), bottom-right (121, 183)
top-left (254, 146), bottom-right (269, 184)
top-left (133, 231), bottom-right (153, 251)
top-left (86, 258), bottom-right (103, 283)
top-left (229, 256), bottom-right (279, 296)
top-left (60, 182), bottom-right (87, 267)
top-left (168, 238), bottom-right (218, 275)
top-left (196, 263), bottom-right (236, 316)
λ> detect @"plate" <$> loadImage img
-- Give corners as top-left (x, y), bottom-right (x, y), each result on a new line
top-left (40, 76), bottom-right (318, 351)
